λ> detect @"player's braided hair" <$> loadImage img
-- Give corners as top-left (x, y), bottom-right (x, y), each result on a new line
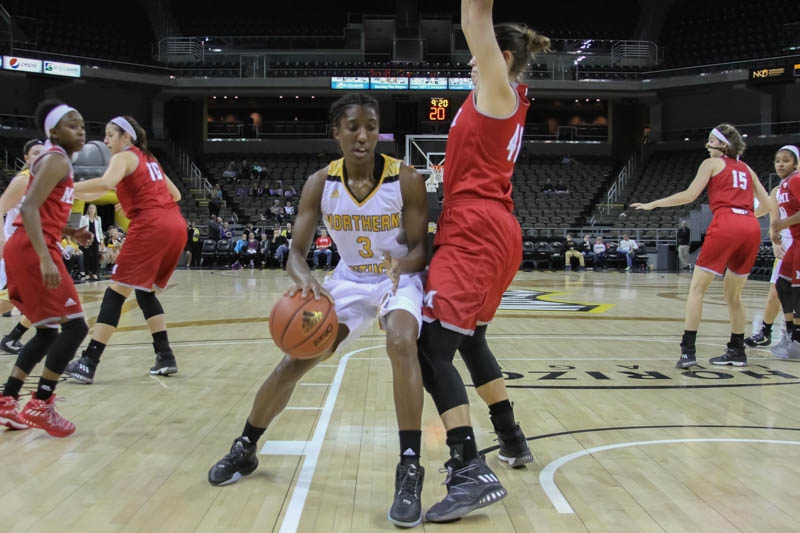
top-left (328, 93), bottom-right (379, 131)
top-left (494, 23), bottom-right (551, 79)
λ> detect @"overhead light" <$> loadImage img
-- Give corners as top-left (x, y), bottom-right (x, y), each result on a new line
top-left (585, 98), bottom-right (589, 102)
top-left (223, 96), bottom-right (227, 99)
top-left (742, 133), bottom-right (748, 138)
top-left (311, 95), bottom-right (315, 99)
top-left (596, 98), bottom-right (600, 102)
top-left (279, 95), bottom-right (283, 99)
top-left (234, 96), bottom-right (238, 99)
top-left (295, 95), bottom-right (299, 99)
top-left (212, 96), bottom-right (216, 99)
top-left (684, 137), bottom-right (690, 141)
top-left (574, 99), bottom-right (579, 103)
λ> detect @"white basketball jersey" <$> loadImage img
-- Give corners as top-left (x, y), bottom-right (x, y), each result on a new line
top-left (4, 168), bottom-right (30, 240)
top-left (321, 154), bottom-right (407, 275)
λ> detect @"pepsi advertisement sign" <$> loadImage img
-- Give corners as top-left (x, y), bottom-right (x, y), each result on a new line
top-left (3, 56), bottom-right (43, 73)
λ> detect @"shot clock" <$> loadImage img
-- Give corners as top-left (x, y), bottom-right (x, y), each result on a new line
top-left (426, 97), bottom-right (450, 122)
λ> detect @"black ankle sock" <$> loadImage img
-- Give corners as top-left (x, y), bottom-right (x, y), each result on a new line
top-left (446, 426), bottom-right (478, 462)
top-left (3, 376), bottom-right (24, 399)
top-left (762, 321), bottom-right (773, 334)
top-left (242, 420), bottom-right (266, 446)
top-left (152, 330), bottom-right (170, 353)
top-left (35, 377), bottom-right (58, 401)
top-left (84, 339), bottom-right (106, 364)
top-left (399, 430), bottom-right (422, 465)
top-left (8, 322), bottom-right (29, 341)
top-left (729, 333), bottom-right (745, 350)
top-left (488, 399), bottom-right (516, 433)
top-left (681, 330), bottom-right (697, 354)
top-left (792, 326), bottom-right (800, 343)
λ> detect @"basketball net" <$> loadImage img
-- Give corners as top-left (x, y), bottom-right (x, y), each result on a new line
top-left (431, 164), bottom-right (444, 184)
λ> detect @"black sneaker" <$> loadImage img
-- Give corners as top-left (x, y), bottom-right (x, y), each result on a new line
top-left (496, 424), bottom-right (534, 468)
top-left (208, 436), bottom-right (259, 486)
top-left (388, 462), bottom-right (424, 527)
top-left (425, 456), bottom-right (507, 523)
top-left (0, 335), bottom-right (23, 355)
top-left (150, 350), bottom-right (178, 375)
top-left (744, 330), bottom-right (771, 347)
top-left (65, 355), bottom-right (97, 384)
top-left (710, 347), bottom-right (747, 367)
top-left (675, 352), bottom-right (699, 369)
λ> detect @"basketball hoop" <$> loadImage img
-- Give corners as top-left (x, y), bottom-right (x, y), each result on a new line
top-left (431, 165), bottom-right (444, 184)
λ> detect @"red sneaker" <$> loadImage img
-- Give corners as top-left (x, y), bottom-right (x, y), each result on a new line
top-left (18, 392), bottom-right (75, 437)
top-left (0, 394), bottom-right (30, 430)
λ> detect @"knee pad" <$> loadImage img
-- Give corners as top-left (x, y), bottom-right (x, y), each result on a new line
top-left (458, 326), bottom-right (502, 388)
top-left (417, 321), bottom-right (468, 414)
top-left (44, 318), bottom-right (89, 375)
top-left (97, 287), bottom-right (127, 327)
top-left (792, 286), bottom-right (800, 320)
top-left (135, 289), bottom-right (165, 320)
top-left (14, 328), bottom-right (59, 374)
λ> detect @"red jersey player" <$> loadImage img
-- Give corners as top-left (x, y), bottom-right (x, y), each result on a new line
top-left (417, 0), bottom-right (550, 523)
top-left (0, 99), bottom-right (93, 436)
top-left (633, 124), bottom-right (772, 368)
top-left (66, 115), bottom-right (185, 384)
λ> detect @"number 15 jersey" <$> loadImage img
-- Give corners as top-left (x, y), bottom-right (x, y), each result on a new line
top-left (116, 146), bottom-right (178, 219)
top-left (707, 156), bottom-right (756, 216)
top-left (442, 83), bottom-right (530, 212)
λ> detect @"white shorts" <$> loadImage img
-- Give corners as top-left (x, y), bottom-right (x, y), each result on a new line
top-left (322, 263), bottom-right (424, 353)
top-left (0, 258), bottom-right (6, 292)
top-left (771, 258), bottom-right (782, 284)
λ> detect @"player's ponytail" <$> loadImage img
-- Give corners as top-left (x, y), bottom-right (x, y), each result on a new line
top-left (109, 115), bottom-right (151, 157)
top-left (710, 123), bottom-right (746, 159)
top-left (494, 23), bottom-right (551, 79)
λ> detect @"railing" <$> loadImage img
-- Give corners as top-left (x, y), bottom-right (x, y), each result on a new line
top-left (522, 226), bottom-right (678, 246)
top-left (602, 147), bottom-right (643, 214)
top-left (0, 113), bottom-right (107, 138)
top-left (207, 121), bottom-right (330, 140)
top-left (168, 140), bottom-right (212, 197)
top-left (662, 121), bottom-right (800, 142)
top-left (155, 37), bottom-right (204, 63)
top-left (611, 41), bottom-right (658, 65)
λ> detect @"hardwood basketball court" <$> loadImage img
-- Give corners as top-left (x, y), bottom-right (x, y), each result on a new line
top-left (2, 269), bottom-right (799, 532)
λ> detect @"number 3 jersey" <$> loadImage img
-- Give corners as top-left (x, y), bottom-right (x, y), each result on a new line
top-left (442, 83), bottom-right (530, 212)
top-left (321, 154), bottom-right (407, 275)
top-left (116, 146), bottom-right (178, 219)
top-left (707, 156), bottom-right (756, 216)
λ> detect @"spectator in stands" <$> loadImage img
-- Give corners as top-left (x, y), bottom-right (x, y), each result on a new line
top-left (252, 162), bottom-right (264, 179)
top-left (231, 232), bottom-right (248, 270)
top-left (677, 220), bottom-right (691, 270)
top-left (240, 159), bottom-right (251, 179)
top-left (282, 222), bottom-right (293, 240)
top-left (284, 185), bottom-right (297, 199)
top-left (186, 221), bottom-right (200, 268)
top-left (541, 177), bottom-right (554, 194)
top-left (208, 214), bottom-right (221, 240)
top-left (101, 227), bottom-right (123, 271)
top-left (222, 161), bottom-right (238, 182)
top-left (284, 200), bottom-right (295, 217)
top-left (313, 229), bottom-right (332, 269)
top-left (209, 184), bottom-right (223, 217)
top-left (581, 234), bottom-right (594, 261)
top-left (60, 236), bottom-right (84, 279)
top-left (272, 180), bottom-right (284, 197)
top-left (269, 198), bottom-right (283, 220)
top-left (618, 233), bottom-right (639, 272)
top-left (272, 225), bottom-right (289, 269)
top-left (593, 236), bottom-right (607, 271)
top-left (243, 232), bottom-right (259, 268)
top-left (258, 233), bottom-right (270, 268)
top-left (555, 180), bottom-right (568, 193)
top-left (221, 221), bottom-right (233, 240)
top-left (563, 233), bottom-right (585, 271)
top-left (79, 203), bottom-right (103, 281)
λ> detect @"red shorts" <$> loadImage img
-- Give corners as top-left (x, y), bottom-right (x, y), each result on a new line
top-left (111, 208), bottom-right (187, 291)
top-left (5, 231), bottom-right (83, 327)
top-left (695, 211), bottom-right (761, 277)
top-left (422, 199), bottom-right (522, 334)
top-left (778, 241), bottom-right (800, 285)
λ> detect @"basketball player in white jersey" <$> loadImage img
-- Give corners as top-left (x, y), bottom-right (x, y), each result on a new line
top-left (0, 140), bottom-right (45, 355)
top-left (208, 94), bottom-right (431, 527)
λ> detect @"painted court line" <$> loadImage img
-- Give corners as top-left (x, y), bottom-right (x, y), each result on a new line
top-left (259, 344), bottom-right (383, 533)
top-left (540, 438), bottom-right (800, 514)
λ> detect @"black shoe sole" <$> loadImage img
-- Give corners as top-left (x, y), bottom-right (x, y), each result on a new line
top-left (498, 450), bottom-right (534, 468)
top-left (387, 509), bottom-right (422, 528)
top-left (0, 346), bottom-right (21, 355)
top-left (150, 366), bottom-right (178, 375)
top-left (208, 459), bottom-right (258, 486)
top-left (425, 486), bottom-right (508, 523)
top-left (675, 360), bottom-right (700, 369)
top-left (66, 371), bottom-right (94, 384)
top-left (710, 360), bottom-right (747, 367)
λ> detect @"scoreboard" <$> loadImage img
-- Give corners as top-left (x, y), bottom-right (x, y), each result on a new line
top-left (748, 63), bottom-right (800, 84)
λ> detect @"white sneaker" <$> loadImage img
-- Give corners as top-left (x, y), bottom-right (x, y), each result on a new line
top-left (771, 333), bottom-right (793, 359)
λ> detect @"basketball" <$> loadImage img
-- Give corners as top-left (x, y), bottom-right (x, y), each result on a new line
top-left (269, 291), bottom-right (338, 359)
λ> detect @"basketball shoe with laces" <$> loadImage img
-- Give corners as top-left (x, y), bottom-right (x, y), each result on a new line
top-left (0, 394), bottom-right (30, 430)
top-left (744, 329), bottom-right (771, 347)
top-left (18, 392), bottom-right (75, 437)
top-left (675, 351), bottom-right (699, 369)
top-left (65, 354), bottom-right (97, 384)
top-left (208, 436), bottom-right (259, 486)
top-left (388, 462), bottom-right (424, 527)
top-left (425, 456), bottom-right (507, 523)
top-left (0, 335), bottom-right (23, 354)
top-left (150, 350), bottom-right (178, 375)
top-left (709, 346), bottom-right (748, 366)
top-left (496, 424), bottom-right (534, 468)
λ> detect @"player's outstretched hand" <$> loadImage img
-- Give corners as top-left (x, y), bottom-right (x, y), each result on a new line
top-left (40, 255), bottom-right (61, 289)
top-left (772, 242), bottom-right (785, 259)
top-left (73, 226), bottom-right (94, 247)
top-left (287, 274), bottom-right (332, 302)
top-left (631, 202), bottom-right (655, 210)
top-left (381, 253), bottom-right (400, 295)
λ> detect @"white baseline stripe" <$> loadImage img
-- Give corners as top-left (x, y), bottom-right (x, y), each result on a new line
top-left (270, 344), bottom-right (384, 533)
top-left (540, 438), bottom-right (800, 514)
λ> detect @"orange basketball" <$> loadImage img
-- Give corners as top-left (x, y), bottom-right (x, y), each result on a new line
top-left (269, 291), bottom-right (338, 359)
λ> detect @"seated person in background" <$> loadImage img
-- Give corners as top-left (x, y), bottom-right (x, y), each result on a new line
top-left (541, 177), bottom-right (554, 193)
top-left (60, 236), bottom-right (85, 279)
top-left (101, 227), bottom-right (124, 271)
top-left (563, 233), bottom-right (585, 271)
top-left (313, 229), bottom-right (332, 269)
top-left (258, 233), bottom-right (271, 268)
top-left (281, 222), bottom-right (293, 240)
top-left (221, 222), bottom-right (233, 240)
top-left (284, 185), bottom-right (297, 199)
top-left (581, 234), bottom-right (594, 260)
top-left (618, 232), bottom-right (639, 272)
top-left (271, 225), bottom-right (289, 269)
top-left (222, 161), bottom-right (238, 181)
top-left (243, 232), bottom-right (259, 268)
top-left (231, 232), bottom-right (248, 270)
top-left (284, 200), bottom-right (295, 217)
top-left (249, 184), bottom-right (258, 197)
top-left (555, 180), bottom-right (568, 193)
top-left (252, 163), bottom-right (264, 179)
top-left (269, 199), bottom-right (283, 220)
top-left (593, 237), bottom-right (607, 271)
top-left (240, 159), bottom-right (251, 179)
top-left (256, 181), bottom-right (267, 197)
top-left (272, 180), bottom-right (284, 197)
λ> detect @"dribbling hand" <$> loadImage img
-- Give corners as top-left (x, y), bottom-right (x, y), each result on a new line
top-left (287, 275), bottom-right (332, 302)
top-left (40, 255), bottom-right (61, 289)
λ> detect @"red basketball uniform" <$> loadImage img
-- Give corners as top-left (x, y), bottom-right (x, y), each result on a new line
top-left (777, 171), bottom-right (800, 284)
top-left (695, 157), bottom-right (761, 277)
top-left (6, 146), bottom-right (83, 326)
top-left (423, 84), bottom-right (529, 334)
top-left (110, 146), bottom-right (187, 291)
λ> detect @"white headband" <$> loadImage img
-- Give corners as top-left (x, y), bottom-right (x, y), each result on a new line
top-left (44, 104), bottom-right (77, 138)
top-left (111, 116), bottom-right (138, 141)
top-left (780, 145), bottom-right (800, 162)
top-left (711, 127), bottom-right (730, 146)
